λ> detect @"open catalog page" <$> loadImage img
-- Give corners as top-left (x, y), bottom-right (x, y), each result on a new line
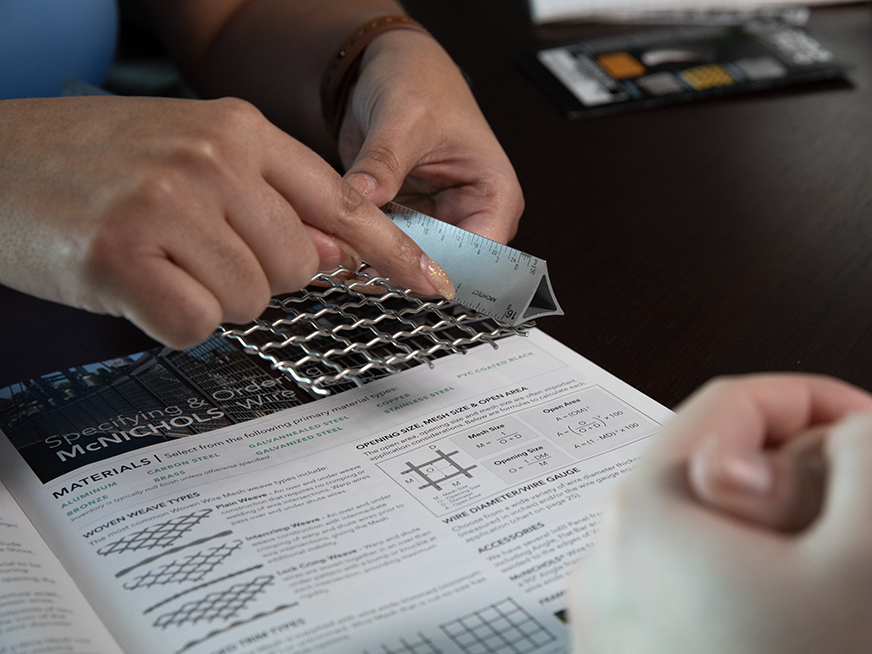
top-left (0, 479), bottom-right (123, 654)
top-left (0, 329), bottom-right (671, 654)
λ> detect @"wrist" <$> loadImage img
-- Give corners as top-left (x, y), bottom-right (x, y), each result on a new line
top-left (319, 15), bottom-right (431, 139)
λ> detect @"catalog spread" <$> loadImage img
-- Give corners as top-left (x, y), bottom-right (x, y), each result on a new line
top-left (0, 329), bottom-right (671, 654)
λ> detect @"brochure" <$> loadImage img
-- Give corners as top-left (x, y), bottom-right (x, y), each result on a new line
top-left (0, 329), bottom-right (671, 654)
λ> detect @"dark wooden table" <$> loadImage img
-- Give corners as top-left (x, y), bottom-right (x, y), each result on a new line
top-left (2, 3), bottom-right (871, 409)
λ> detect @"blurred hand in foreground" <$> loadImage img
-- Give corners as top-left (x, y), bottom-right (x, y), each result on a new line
top-left (568, 374), bottom-right (872, 654)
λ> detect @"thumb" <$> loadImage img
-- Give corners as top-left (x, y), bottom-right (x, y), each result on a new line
top-left (343, 122), bottom-right (424, 208)
top-left (688, 428), bottom-right (827, 533)
top-left (303, 225), bottom-right (361, 273)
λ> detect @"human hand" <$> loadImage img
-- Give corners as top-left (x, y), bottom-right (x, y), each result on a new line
top-left (338, 29), bottom-right (524, 245)
top-left (567, 374), bottom-right (872, 654)
top-left (0, 95), bottom-right (455, 349)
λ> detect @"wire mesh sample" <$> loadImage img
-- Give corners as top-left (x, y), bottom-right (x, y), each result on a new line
top-left (219, 269), bottom-right (534, 396)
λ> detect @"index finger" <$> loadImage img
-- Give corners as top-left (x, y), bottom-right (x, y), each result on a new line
top-left (263, 136), bottom-right (455, 299)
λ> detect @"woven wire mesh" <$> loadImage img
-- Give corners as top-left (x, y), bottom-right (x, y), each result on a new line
top-left (218, 269), bottom-right (533, 396)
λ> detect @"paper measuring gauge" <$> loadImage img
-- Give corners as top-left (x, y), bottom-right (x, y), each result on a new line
top-left (383, 202), bottom-right (563, 325)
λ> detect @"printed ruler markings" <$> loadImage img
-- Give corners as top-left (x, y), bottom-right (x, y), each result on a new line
top-left (383, 203), bottom-right (563, 325)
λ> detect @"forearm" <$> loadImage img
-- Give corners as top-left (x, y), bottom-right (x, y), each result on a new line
top-left (144, 0), bottom-right (409, 158)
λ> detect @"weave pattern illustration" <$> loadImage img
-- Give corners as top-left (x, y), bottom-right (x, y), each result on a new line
top-left (441, 598), bottom-right (556, 653)
top-left (219, 269), bottom-right (533, 395)
top-left (153, 574), bottom-right (274, 628)
top-left (97, 509), bottom-right (212, 556)
top-left (362, 633), bottom-right (442, 653)
top-left (123, 540), bottom-right (243, 589)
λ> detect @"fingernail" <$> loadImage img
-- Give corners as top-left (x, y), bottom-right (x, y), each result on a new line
top-left (422, 256), bottom-right (455, 300)
top-left (721, 453), bottom-right (773, 496)
top-left (316, 237), bottom-right (361, 273)
top-left (335, 239), bottom-right (361, 273)
top-left (346, 173), bottom-right (376, 198)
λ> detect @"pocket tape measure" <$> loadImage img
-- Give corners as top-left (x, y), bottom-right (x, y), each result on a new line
top-left (383, 202), bottom-right (564, 326)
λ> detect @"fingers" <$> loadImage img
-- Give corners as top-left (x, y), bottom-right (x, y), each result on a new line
top-left (569, 375), bottom-right (872, 654)
top-left (262, 136), bottom-right (455, 299)
top-left (343, 116), bottom-right (428, 209)
top-left (451, 189), bottom-right (524, 245)
top-left (79, 184), bottom-right (274, 348)
top-left (219, 179), bottom-right (360, 282)
top-left (340, 30), bottom-right (445, 209)
top-left (8, 93), bottom-right (458, 350)
top-left (304, 226), bottom-right (361, 273)
top-left (220, 181), bottom-right (320, 294)
top-left (343, 93), bottom-right (524, 246)
top-left (340, 29), bottom-right (523, 246)
top-left (656, 374), bottom-right (872, 465)
top-left (112, 257), bottom-right (224, 350)
top-left (689, 426), bottom-right (828, 531)
top-left (103, 100), bottom-right (451, 346)
top-left (673, 375), bottom-right (872, 531)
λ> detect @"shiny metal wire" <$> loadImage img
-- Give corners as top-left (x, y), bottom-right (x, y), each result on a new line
top-left (218, 269), bottom-right (533, 395)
